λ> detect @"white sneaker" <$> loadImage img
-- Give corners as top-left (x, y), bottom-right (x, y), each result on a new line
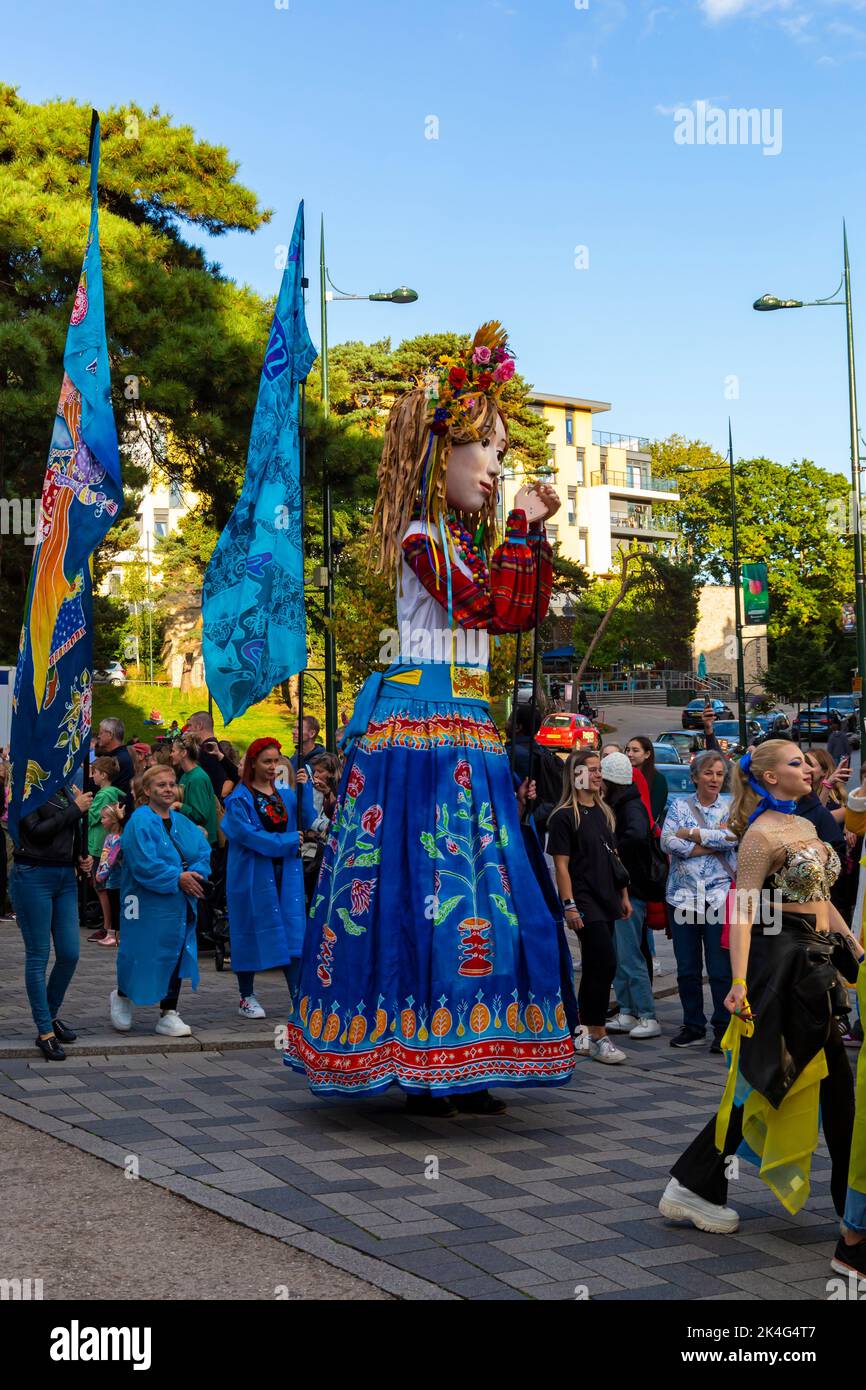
top-left (573, 1026), bottom-right (591, 1057)
top-left (155, 1010), bottom-right (192, 1037)
top-left (238, 995), bottom-right (266, 1019)
top-left (109, 989), bottom-right (133, 1033)
top-left (630, 1016), bottom-right (662, 1039)
top-left (606, 1012), bottom-right (638, 1033)
top-left (659, 1177), bottom-right (740, 1234)
top-left (589, 1035), bottom-right (627, 1064)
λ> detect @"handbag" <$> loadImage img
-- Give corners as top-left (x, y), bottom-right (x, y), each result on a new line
top-left (604, 839), bottom-right (630, 890)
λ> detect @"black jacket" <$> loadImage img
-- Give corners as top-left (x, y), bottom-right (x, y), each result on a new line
top-left (607, 783), bottom-right (653, 900)
top-left (742, 915), bottom-right (860, 1108)
top-left (15, 788), bottom-right (86, 867)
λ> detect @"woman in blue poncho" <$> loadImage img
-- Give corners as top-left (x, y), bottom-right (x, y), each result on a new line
top-left (221, 737), bottom-right (316, 1019)
top-left (110, 763), bottom-right (212, 1037)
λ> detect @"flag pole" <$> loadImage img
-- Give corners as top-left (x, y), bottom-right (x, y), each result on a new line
top-left (508, 632), bottom-right (522, 775)
top-left (524, 529), bottom-right (545, 819)
top-left (296, 390), bottom-right (307, 831)
top-left (84, 107), bottom-right (99, 797)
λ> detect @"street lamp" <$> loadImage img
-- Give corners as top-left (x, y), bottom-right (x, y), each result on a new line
top-left (318, 217), bottom-right (418, 749)
top-left (752, 222), bottom-right (866, 748)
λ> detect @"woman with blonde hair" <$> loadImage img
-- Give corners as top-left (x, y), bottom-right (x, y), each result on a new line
top-left (285, 324), bottom-right (575, 1115)
top-left (659, 739), bottom-right (866, 1280)
top-left (547, 748), bottom-right (632, 1064)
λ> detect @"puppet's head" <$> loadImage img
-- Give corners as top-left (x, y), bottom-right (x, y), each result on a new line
top-left (371, 322), bottom-right (515, 577)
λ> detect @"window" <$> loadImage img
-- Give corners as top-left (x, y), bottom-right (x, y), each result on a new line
top-left (153, 509), bottom-right (170, 539)
top-left (547, 523), bottom-right (559, 543)
top-left (168, 473), bottom-right (183, 508)
top-left (108, 571), bottom-right (122, 597)
top-left (565, 410), bottom-right (574, 446)
top-left (567, 487), bottom-right (576, 526)
top-left (576, 446), bottom-right (586, 485)
top-left (577, 527), bottom-right (588, 565)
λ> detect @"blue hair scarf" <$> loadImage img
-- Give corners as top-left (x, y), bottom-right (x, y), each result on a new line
top-left (740, 751), bottom-right (799, 825)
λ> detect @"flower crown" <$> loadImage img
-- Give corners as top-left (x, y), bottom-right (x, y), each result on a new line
top-left (425, 321), bottom-right (516, 437)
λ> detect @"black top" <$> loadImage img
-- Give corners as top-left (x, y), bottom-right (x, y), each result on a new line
top-left (15, 789), bottom-right (85, 867)
top-left (253, 789), bottom-right (288, 833)
top-left (108, 743), bottom-right (134, 794)
top-left (546, 802), bottom-right (623, 922)
top-left (199, 748), bottom-right (239, 803)
top-left (606, 782), bottom-right (654, 899)
top-left (795, 791), bottom-right (845, 852)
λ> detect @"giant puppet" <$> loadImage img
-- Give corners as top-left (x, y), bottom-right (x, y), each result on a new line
top-left (284, 324), bottom-right (576, 1111)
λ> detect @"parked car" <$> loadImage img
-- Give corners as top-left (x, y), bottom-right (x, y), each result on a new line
top-left (658, 764), bottom-right (695, 806)
top-left (656, 730), bottom-right (701, 762)
top-left (709, 718), bottom-right (763, 757)
top-left (536, 713), bottom-right (600, 753)
top-left (751, 709), bottom-right (790, 737)
top-left (651, 742), bottom-right (682, 765)
top-left (659, 764), bottom-right (732, 814)
top-left (681, 697), bottom-right (735, 729)
top-left (792, 698), bottom-right (860, 744)
top-left (93, 662), bottom-right (127, 686)
top-left (515, 677), bottom-right (537, 706)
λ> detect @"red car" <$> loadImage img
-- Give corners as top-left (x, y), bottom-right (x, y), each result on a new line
top-left (536, 713), bottom-right (600, 753)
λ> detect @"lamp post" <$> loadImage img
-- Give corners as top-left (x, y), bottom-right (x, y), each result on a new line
top-left (319, 218), bottom-right (418, 749)
top-left (753, 222), bottom-right (866, 748)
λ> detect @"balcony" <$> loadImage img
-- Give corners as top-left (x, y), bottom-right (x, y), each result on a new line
top-left (610, 508), bottom-right (678, 537)
top-left (593, 430), bottom-right (652, 451)
top-left (591, 470), bottom-right (679, 495)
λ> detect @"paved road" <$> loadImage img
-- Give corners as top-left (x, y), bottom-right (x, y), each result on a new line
top-left (0, 995), bottom-right (850, 1302)
top-left (1, 1114), bottom-right (389, 1301)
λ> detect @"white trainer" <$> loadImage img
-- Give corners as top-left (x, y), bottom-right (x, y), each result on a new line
top-left (573, 1026), bottom-right (591, 1058)
top-left (630, 1017), bottom-right (662, 1039)
top-left (109, 989), bottom-right (133, 1033)
top-left (606, 1012), bottom-right (638, 1033)
top-left (658, 1177), bottom-right (740, 1234)
top-left (155, 1010), bottom-right (192, 1038)
top-left (238, 995), bottom-right (266, 1020)
top-left (589, 1035), bottom-right (627, 1064)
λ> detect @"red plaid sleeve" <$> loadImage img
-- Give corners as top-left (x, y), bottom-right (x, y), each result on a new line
top-left (401, 511), bottom-right (552, 634)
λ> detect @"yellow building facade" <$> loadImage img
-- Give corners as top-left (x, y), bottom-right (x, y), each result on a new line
top-left (499, 392), bottom-right (680, 576)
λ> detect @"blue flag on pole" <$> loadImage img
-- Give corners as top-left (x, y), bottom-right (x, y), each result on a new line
top-left (8, 113), bottom-right (122, 845)
top-left (202, 200), bottom-right (316, 724)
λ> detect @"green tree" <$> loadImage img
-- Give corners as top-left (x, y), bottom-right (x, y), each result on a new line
top-left (0, 85), bottom-right (273, 657)
top-left (651, 434), bottom-right (854, 632)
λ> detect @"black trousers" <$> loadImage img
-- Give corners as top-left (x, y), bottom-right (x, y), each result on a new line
top-left (671, 1023), bottom-right (855, 1216)
top-left (577, 919), bottom-right (616, 1028)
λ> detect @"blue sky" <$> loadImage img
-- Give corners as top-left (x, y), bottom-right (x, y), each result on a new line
top-left (6, 0), bottom-right (866, 476)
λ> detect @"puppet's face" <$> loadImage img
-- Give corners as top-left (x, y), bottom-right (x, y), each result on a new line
top-left (445, 412), bottom-right (507, 515)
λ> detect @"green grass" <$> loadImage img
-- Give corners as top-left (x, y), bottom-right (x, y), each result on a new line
top-left (92, 684), bottom-right (317, 756)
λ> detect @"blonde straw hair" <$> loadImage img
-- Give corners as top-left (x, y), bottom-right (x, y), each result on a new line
top-left (728, 738), bottom-right (796, 838)
top-left (549, 748), bottom-right (616, 834)
top-left (370, 387), bottom-right (506, 579)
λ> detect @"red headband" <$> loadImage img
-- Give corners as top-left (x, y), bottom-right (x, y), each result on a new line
top-left (242, 737), bottom-right (282, 787)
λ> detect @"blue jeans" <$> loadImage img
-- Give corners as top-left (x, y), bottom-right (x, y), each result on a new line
top-left (613, 898), bottom-right (655, 1019)
top-left (11, 864), bottom-right (81, 1035)
top-left (667, 902), bottom-right (732, 1033)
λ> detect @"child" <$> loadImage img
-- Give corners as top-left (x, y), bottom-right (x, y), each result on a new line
top-left (94, 802), bottom-right (125, 947)
top-left (88, 756), bottom-right (123, 943)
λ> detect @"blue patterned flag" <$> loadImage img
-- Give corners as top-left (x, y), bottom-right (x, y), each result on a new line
top-left (8, 113), bottom-right (122, 845)
top-left (202, 200), bottom-right (316, 723)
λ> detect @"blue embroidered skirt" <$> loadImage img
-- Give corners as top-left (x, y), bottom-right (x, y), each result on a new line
top-left (283, 662), bottom-right (576, 1096)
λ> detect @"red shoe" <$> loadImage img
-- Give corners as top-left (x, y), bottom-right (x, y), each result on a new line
top-left (87, 929), bottom-right (107, 942)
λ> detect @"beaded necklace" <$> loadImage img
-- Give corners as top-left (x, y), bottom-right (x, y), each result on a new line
top-left (445, 515), bottom-right (490, 593)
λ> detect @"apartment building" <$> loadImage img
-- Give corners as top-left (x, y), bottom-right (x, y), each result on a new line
top-left (499, 392), bottom-right (680, 576)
